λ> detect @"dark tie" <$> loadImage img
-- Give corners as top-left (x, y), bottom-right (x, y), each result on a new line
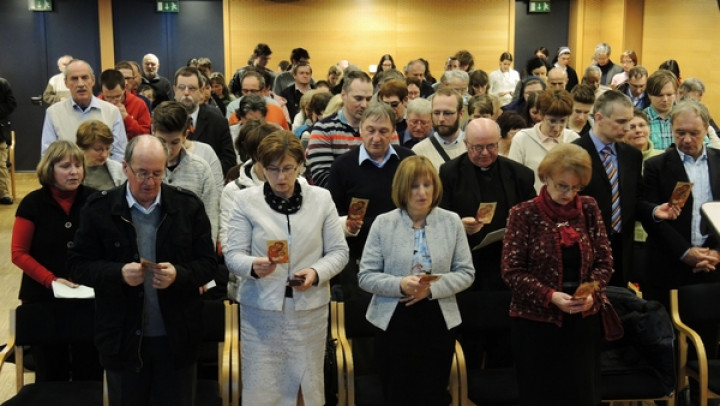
top-left (602, 145), bottom-right (621, 233)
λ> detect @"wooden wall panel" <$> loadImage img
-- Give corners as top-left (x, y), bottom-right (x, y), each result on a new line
top-left (642, 0), bottom-right (720, 114)
top-left (226, 0), bottom-right (513, 80)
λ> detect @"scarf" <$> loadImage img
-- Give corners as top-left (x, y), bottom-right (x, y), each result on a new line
top-left (535, 185), bottom-right (582, 247)
top-left (264, 181), bottom-right (303, 215)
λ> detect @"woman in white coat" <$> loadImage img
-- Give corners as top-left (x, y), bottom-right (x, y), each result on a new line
top-left (224, 130), bottom-right (348, 406)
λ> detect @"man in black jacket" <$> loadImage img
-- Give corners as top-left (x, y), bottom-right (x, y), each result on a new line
top-left (439, 118), bottom-right (536, 291)
top-left (69, 135), bottom-right (216, 406)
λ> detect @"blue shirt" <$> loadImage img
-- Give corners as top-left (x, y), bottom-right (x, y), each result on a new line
top-left (358, 144), bottom-right (398, 168)
top-left (678, 147), bottom-right (711, 247)
top-left (125, 183), bottom-right (162, 215)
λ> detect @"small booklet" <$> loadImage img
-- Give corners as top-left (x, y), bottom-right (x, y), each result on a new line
top-left (348, 198), bottom-right (370, 221)
top-left (572, 281), bottom-right (599, 299)
top-left (419, 274), bottom-right (442, 283)
top-left (476, 202), bottom-right (497, 223)
top-left (267, 240), bottom-right (289, 264)
top-left (51, 281), bottom-right (95, 299)
top-left (472, 228), bottom-right (506, 251)
top-left (670, 181), bottom-right (693, 208)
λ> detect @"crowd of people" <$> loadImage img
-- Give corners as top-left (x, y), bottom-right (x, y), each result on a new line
top-left (2, 40), bottom-right (719, 405)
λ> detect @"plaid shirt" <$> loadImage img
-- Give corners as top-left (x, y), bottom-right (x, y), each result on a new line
top-left (645, 106), bottom-right (673, 150)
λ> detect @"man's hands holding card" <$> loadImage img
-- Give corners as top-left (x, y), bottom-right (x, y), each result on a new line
top-left (122, 259), bottom-right (177, 289)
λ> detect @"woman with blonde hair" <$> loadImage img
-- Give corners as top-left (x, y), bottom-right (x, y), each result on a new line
top-left (359, 155), bottom-right (474, 405)
top-left (75, 120), bottom-right (126, 190)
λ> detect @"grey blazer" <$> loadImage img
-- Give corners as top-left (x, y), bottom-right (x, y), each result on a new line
top-left (358, 207), bottom-right (475, 330)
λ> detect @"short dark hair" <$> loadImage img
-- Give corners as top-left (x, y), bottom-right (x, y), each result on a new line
top-left (173, 66), bottom-right (201, 86)
top-left (100, 69), bottom-right (125, 90)
top-left (342, 70), bottom-right (371, 93)
top-left (571, 84), bottom-right (596, 105)
top-left (378, 79), bottom-right (408, 101)
top-left (594, 90), bottom-right (633, 117)
top-left (240, 69), bottom-right (266, 89)
top-left (236, 95), bottom-right (268, 120)
top-left (254, 43), bottom-right (272, 57)
top-left (290, 48), bottom-right (310, 63)
top-left (496, 111), bottom-right (527, 139)
top-left (152, 101), bottom-right (189, 133)
top-left (627, 66), bottom-right (648, 80)
top-left (433, 87), bottom-right (463, 112)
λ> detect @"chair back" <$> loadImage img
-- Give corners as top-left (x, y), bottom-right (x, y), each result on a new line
top-left (15, 300), bottom-right (95, 346)
top-left (456, 290), bottom-right (512, 334)
top-left (676, 283), bottom-right (720, 326)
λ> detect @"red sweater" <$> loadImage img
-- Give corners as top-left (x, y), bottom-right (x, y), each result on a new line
top-left (100, 91), bottom-right (151, 139)
top-left (501, 196), bottom-right (613, 326)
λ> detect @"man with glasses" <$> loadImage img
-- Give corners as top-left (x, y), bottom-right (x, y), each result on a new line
top-left (69, 135), bottom-right (216, 406)
top-left (141, 53), bottom-right (173, 107)
top-left (99, 69), bottom-right (151, 140)
top-left (308, 70), bottom-right (381, 188)
top-left (228, 43), bottom-right (275, 98)
top-left (378, 79), bottom-right (409, 138)
top-left (327, 103), bottom-right (414, 299)
top-left (41, 59), bottom-right (127, 162)
top-left (402, 98), bottom-right (433, 148)
top-left (412, 87), bottom-right (466, 171)
top-left (617, 66), bottom-right (650, 109)
top-left (439, 118), bottom-right (535, 292)
top-left (226, 69), bottom-right (290, 130)
top-left (174, 66), bottom-right (235, 176)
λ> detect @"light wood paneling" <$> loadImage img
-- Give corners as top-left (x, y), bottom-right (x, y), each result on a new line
top-left (226, 0), bottom-right (513, 79)
top-left (624, 0), bottom-right (644, 65)
top-left (642, 0), bottom-right (720, 114)
top-left (98, 0), bottom-right (115, 70)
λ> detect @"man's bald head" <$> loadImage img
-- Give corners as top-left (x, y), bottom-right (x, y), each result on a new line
top-left (464, 118), bottom-right (501, 168)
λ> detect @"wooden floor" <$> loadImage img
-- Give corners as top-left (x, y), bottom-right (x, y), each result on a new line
top-left (0, 172), bottom-right (42, 401)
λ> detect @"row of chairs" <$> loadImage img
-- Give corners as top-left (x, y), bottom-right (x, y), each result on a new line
top-left (0, 300), bottom-right (239, 406)
top-left (329, 284), bottom-right (720, 406)
top-left (2, 282), bottom-right (719, 406)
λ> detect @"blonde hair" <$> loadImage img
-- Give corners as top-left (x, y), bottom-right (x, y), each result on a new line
top-left (37, 140), bottom-right (85, 187)
top-left (76, 120), bottom-right (114, 150)
top-left (391, 156), bottom-right (442, 210)
top-left (537, 143), bottom-right (591, 186)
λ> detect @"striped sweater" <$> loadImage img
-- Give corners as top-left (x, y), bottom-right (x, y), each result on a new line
top-left (306, 111), bottom-right (362, 188)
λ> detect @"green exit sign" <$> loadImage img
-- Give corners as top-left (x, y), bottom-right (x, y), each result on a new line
top-left (529, 1), bottom-right (551, 13)
top-left (29, 0), bottom-right (52, 11)
top-left (157, 1), bottom-right (179, 13)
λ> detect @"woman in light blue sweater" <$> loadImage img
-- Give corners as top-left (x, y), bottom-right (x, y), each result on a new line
top-left (358, 155), bottom-right (475, 405)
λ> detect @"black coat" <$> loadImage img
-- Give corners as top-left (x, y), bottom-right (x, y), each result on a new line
top-left (642, 148), bottom-right (720, 293)
top-left (190, 104), bottom-right (236, 176)
top-left (68, 183), bottom-right (216, 370)
top-left (15, 185), bottom-right (95, 302)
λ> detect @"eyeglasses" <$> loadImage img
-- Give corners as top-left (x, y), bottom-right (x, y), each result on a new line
top-left (464, 141), bottom-right (498, 153)
top-left (265, 165), bottom-right (297, 176)
top-left (408, 119), bottom-right (430, 127)
top-left (550, 179), bottom-right (583, 193)
top-left (128, 166), bottom-right (165, 182)
top-left (432, 110), bottom-right (457, 117)
top-left (383, 100), bottom-right (401, 108)
top-left (241, 88), bottom-right (261, 95)
top-left (177, 84), bottom-right (199, 92)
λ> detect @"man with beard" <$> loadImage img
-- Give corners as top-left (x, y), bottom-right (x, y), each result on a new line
top-left (173, 66), bottom-right (235, 175)
top-left (41, 59), bottom-right (127, 161)
top-left (411, 87), bottom-right (466, 171)
top-left (142, 53), bottom-right (173, 107)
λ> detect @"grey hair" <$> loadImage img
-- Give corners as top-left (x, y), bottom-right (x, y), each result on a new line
top-left (406, 98), bottom-right (431, 116)
top-left (595, 42), bottom-right (611, 56)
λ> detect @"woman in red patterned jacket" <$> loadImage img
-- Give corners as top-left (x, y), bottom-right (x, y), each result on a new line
top-left (501, 143), bottom-right (613, 406)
